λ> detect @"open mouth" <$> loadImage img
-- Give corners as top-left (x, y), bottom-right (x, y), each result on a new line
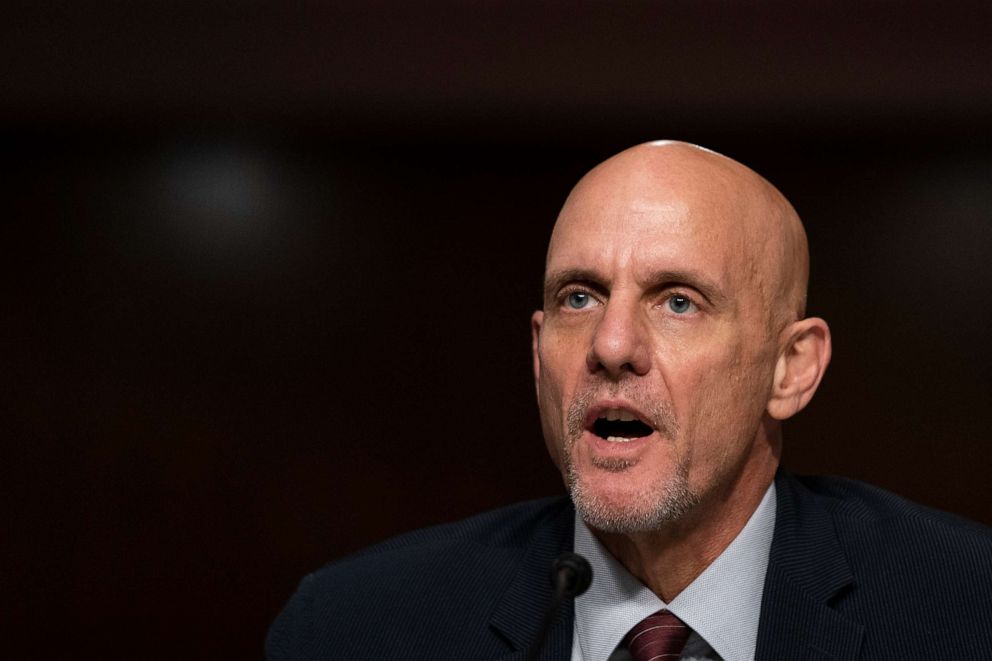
top-left (590, 408), bottom-right (654, 442)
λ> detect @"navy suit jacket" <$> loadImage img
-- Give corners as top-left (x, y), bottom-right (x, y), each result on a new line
top-left (267, 472), bottom-right (992, 660)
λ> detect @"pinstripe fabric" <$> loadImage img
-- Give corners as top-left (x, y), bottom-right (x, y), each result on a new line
top-left (267, 497), bottom-right (576, 660)
top-left (267, 471), bottom-right (992, 660)
top-left (756, 473), bottom-right (992, 660)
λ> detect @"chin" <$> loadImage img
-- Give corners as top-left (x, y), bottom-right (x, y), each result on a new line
top-left (567, 463), bottom-right (699, 534)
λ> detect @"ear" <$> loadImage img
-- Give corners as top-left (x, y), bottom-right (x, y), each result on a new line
top-left (531, 310), bottom-right (544, 399)
top-left (767, 317), bottom-right (832, 421)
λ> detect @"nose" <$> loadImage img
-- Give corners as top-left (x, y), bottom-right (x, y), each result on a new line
top-left (586, 296), bottom-right (651, 377)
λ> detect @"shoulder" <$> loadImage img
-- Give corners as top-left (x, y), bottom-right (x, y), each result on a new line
top-left (266, 496), bottom-right (573, 660)
top-left (345, 495), bottom-right (574, 559)
top-left (769, 473), bottom-right (992, 656)
top-left (299, 494), bottom-right (571, 595)
top-left (781, 472), bottom-right (992, 606)
top-left (788, 472), bottom-right (992, 545)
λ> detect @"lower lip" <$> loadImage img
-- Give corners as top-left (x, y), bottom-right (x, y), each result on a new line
top-left (580, 429), bottom-right (657, 457)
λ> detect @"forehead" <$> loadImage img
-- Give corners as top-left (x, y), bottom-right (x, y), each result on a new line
top-left (546, 169), bottom-right (751, 287)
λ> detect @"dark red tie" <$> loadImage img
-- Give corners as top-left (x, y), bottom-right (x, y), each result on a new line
top-left (623, 610), bottom-right (691, 661)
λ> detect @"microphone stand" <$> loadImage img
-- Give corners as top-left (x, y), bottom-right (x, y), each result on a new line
top-left (524, 552), bottom-right (592, 661)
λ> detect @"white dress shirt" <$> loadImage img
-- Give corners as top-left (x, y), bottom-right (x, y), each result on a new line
top-left (570, 482), bottom-right (777, 661)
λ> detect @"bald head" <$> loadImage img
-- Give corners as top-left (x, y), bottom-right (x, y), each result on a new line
top-left (549, 141), bottom-right (809, 330)
top-left (533, 140), bottom-right (830, 545)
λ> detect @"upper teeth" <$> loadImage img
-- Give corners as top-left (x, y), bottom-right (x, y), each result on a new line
top-left (603, 408), bottom-right (637, 422)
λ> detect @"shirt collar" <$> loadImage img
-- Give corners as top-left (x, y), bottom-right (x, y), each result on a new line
top-left (572, 482), bottom-right (777, 661)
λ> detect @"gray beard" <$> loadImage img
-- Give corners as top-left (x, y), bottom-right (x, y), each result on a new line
top-left (562, 386), bottom-right (700, 534)
top-left (565, 451), bottom-right (699, 533)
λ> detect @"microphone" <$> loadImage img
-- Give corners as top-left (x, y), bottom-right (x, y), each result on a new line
top-left (524, 552), bottom-right (593, 661)
top-left (551, 552), bottom-right (593, 598)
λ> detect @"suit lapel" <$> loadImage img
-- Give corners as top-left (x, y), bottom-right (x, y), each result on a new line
top-left (490, 499), bottom-right (576, 661)
top-left (488, 475), bottom-right (866, 660)
top-left (755, 472), bottom-right (864, 660)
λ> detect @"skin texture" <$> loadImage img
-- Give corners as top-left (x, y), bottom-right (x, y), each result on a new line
top-left (531, 141), bottom-right (831, 601)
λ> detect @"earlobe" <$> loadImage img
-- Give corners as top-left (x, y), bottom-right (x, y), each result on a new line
top-left (767, 317), bottom-right (832, 420)
top-left (531, 311), bottom-right (544, 398)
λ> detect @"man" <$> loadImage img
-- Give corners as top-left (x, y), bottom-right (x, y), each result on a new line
top-left (268, 142), bottom-right (992, 660)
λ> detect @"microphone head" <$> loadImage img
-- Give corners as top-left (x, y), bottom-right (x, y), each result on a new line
top-left (551, 552), bottom-right (593, 597)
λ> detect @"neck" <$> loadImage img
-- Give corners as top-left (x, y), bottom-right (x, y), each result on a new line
top-left (591, 442), bottom-right (779, 602)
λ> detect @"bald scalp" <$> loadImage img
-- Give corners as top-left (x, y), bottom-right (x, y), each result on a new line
top-left (549, 141), bottom-right (809, 331)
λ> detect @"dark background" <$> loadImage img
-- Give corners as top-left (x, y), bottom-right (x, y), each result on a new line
top-left (3, 2), bottom-right (990, 658)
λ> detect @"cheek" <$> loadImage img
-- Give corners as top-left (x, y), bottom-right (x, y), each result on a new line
top-left (671, 344), bottom-right (768, 457)
top-left (536, 355), bottom-right (569, 468)
top-left (537, 325), bottom-right (596, 469)
top-left (537, 329), bottom-right (586, 410)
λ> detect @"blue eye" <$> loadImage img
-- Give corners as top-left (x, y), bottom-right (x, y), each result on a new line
top-left (566, 292), bottom-right (593, 309)
top-left (668, 295), bottom-right (694, 314)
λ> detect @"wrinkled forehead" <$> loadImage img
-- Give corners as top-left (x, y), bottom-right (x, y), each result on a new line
top-left (546, 166), bottom-right (760, 287)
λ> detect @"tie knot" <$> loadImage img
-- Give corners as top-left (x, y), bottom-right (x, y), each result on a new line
top-left (623, 610), bottom-right (690, 661)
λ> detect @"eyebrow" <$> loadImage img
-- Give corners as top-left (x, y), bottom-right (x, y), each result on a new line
top-left (542, 268), bottom-right (605, 304)
top-left (543, 267), bottom-right (726, 307)
top-left (643, 268), bottom-right (726, 306)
